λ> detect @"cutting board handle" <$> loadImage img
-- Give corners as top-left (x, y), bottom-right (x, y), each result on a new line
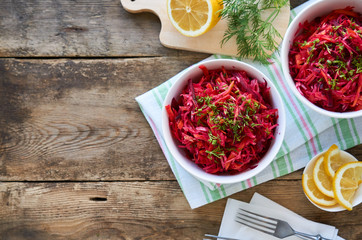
top-left (120, 0), bottom-right (164, 16)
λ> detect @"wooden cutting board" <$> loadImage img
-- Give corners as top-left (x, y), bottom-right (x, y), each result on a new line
top-left (120, 0), bottom-right (290, 57)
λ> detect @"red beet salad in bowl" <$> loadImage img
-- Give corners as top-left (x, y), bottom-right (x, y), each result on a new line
top-left (281, 0), bottom-right (362, 118)
top-left (162, 59), bottom-right (285, 184)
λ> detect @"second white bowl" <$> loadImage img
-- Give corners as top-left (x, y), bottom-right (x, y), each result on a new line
top-left (281, 0), bottom-right (362, 118)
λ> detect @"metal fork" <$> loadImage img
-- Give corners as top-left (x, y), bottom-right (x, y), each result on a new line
top-left (235, 208), bottom-right (332, 240)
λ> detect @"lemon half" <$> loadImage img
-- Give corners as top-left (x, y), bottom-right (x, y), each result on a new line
top-left (167, 0), bottom-right (223, 37)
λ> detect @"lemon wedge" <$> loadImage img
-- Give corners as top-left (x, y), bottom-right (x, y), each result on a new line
top-left (167, 0), bottom-right (223, 37)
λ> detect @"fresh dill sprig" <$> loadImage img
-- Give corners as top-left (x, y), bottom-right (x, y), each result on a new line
top-left (220, 0), bottom-right (289, 64)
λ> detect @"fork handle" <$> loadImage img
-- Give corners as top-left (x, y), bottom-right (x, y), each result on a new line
top-left (294, 231), bottom-right (333, 240)
top-left (204, 234), bottom-right (240, 240)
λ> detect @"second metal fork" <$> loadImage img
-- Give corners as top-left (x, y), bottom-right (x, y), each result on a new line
top-left (235, 208), bottom-right (332, 240)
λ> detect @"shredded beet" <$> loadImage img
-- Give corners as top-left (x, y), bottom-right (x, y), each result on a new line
top-left (289, 7), bottom-right (362, 112)
top-left (166, 65), bottom-right (279, 175)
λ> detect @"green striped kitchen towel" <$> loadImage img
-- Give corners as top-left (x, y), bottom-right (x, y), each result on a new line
top-left (135, 0), bottom-right (362, 209)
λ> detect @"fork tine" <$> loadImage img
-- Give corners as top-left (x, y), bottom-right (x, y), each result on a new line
top-left (235, 218), bottom-right (275, 236)
top-left (239, 208), bottom-right (279, 222)
top-left (236, 213), bottom-right (277, 230)
top-left (236, 213), bottom-right (275, 231)
top-left (235, 208), bottom-right (280, 236)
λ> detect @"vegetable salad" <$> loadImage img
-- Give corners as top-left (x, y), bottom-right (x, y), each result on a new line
top-left (166, 66), bottom-right (278, 175)
top-left (289, 7), bottom-right (362, 112)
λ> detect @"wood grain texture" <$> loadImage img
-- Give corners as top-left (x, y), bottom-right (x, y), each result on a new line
top-left (0, 0), bottom-right (361, 240)
top-left (0, 179), bottom-right (361, 240)
top-left (0, 57), bottom-right (208, 181)
top-left (0, 0), bottom-right (208, 58)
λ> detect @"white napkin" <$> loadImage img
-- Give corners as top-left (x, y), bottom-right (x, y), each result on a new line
top-left (218, 193), bottom-right (344, 240)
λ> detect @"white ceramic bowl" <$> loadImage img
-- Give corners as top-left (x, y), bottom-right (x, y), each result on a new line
top-left (162, 59), bottom-right (286, 184)
top-left (281, 0), bottom-right (362, 118)
top-left (303, 150), bottom-right (361, 212)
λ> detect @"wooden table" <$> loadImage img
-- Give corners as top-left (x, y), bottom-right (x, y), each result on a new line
top-left (0, 0), bottom-right (361, 239)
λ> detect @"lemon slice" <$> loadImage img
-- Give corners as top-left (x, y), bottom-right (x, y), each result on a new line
top-left (323, 144), bottom-right (352, 178)
top-left (333, 161), bottom-right (362, 211)
top-left (313, 155), bottom-right (334, 198)
top-left (302, 172), bottom-right (337, 207)
top-left (167, 0), bottom-right (223, 37)
top-left (302, 174), bottom-right (338, 207)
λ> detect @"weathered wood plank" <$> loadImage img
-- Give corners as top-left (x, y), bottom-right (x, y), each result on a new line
top-left (1, 57), bottom-right (361, 181)
top-left (0, 57), bottom-right (208, 181)
top-left (0, 0), bottom-right (209, 58)
top-left (0, 180), bottom-right (361, 240)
